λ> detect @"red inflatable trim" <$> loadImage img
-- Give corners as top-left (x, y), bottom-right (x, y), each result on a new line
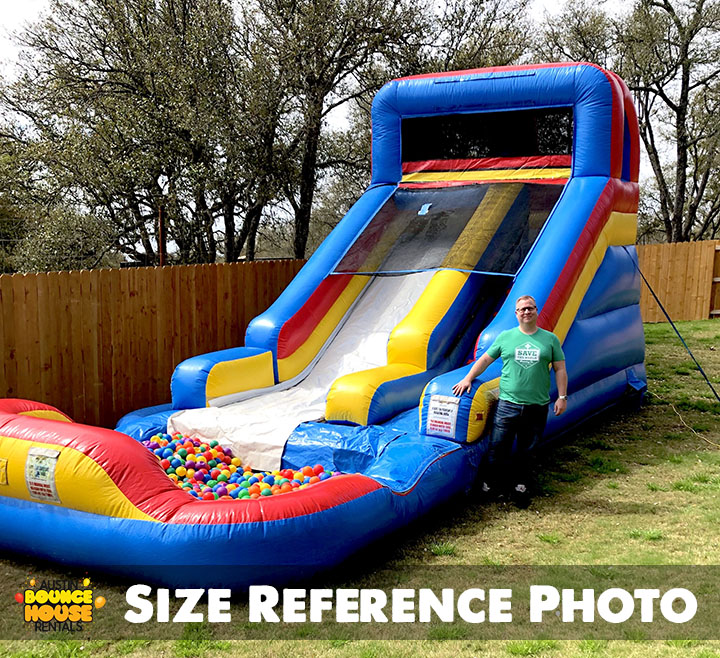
top-left (402, 155), bottom-right (572, 174)
top-left (608, 71), bottom-right (640, 182)
top-left (400, 179), bottom-right (568, 189)
top-left (276, 275), bottom-right (353, 360)
top-left (396, 61), bottom-right (586, 81)
top-left (0, 398), bottom-right (73, 421)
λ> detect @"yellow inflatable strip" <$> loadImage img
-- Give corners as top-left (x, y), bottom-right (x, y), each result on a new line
top-left (326, 364), bottom-right (423, 425)
top-left (0, 435), bottom-right (156, 521)
top-left (402, 168), bottom-right (571, 183)
top-left (18, 410), bottom-right (71, 422)
top-left (387, 270), bottom-right (470, 369)
top-left (553, 212), bottom-right (637, 343)
top-left (206, 350), bottom-right (275, 405)
top-left (465, 378), bottom-right (501, 443)
top-left (441, 183), bottom-right (524, 270)
top-left (277, 275), bottom-right (369, 381)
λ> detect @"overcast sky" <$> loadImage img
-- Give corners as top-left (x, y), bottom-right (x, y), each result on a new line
top-left (1, 1), bottom-right (623, 69)
top-left (1, 0), bottom-right (50, 66)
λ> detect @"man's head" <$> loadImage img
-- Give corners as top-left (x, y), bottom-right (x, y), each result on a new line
top-left (515, 295), bottom-right (538, 329)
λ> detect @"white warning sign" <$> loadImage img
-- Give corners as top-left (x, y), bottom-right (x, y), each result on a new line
top-left (26, 447), bottom-right (61, 503)
top-left (427, 395), bottom-right (460, 439)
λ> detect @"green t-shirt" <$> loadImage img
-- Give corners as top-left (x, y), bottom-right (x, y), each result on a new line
top-left (486, 327), bottom-right (565, 405)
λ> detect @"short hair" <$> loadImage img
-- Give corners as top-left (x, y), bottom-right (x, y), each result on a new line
top-left (515, 295), bottom-right (537, 309)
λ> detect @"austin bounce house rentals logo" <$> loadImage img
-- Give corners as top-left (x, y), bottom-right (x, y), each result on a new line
top-left (14, 575), bottom-right (106, 632)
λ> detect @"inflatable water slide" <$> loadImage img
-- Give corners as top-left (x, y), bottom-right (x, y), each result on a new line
top-left (0, 63), bottom-right (645, 587)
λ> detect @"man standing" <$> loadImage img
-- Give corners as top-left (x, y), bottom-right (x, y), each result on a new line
top-left (452, 295), bottom-right (568, 507)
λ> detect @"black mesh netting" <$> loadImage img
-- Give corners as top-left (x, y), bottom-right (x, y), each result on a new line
top-left (333, 183), bottom-right (564, 276)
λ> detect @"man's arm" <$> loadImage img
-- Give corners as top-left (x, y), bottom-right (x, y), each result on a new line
top-left (452, 352), bottom-right (496, 396)
top-left (553, 360), bottom-right (568, 416)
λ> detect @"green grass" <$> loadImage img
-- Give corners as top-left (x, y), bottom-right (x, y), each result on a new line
top-left (429, 541), bottom-right (457, 556)
top-left (537, 533), bottom-right (562, 545)
top-left (628, 529), bottom-right (665, 541)
top-left (1, 320), bottom-right (719, 657)
top-left (506, 640), bottom-right (560, 655)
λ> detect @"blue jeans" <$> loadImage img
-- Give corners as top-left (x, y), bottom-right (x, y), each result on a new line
top-left (487, 399), bottom-right (548, 487)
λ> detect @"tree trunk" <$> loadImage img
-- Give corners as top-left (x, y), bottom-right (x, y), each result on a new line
top-left (293, 98), bottom-right (324, 259)
top-left (222, 194), bottom-right (237, 262)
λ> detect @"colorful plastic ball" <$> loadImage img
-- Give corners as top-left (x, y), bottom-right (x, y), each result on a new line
top-left (260, 488), bottom-right (272, 496)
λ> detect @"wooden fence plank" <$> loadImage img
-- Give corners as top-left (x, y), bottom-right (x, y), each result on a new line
top-left (66, 271), bottom-right (84, 421)
top-left (36, 273), bottom-right (54, 407)
top-left (698, 242), bottom-right (715, 319)
top-left (97, 269), bottom-right (114, 426)
top-left (711, 245), bottom-right (720, 317)
top-left (0, 274), bottom-right (15, 397)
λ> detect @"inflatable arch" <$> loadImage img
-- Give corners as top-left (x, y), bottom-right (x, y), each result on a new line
top-left (0, 63), bottom-right (645, 587)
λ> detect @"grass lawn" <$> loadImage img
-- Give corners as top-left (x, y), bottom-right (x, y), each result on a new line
top-left (0, 320), bottom-right (719, 657)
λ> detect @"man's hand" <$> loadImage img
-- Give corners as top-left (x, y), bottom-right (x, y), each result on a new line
top-left (452, 378), bottom-right (473, 396)
top-left (554, 397), bottom-right (567, 416)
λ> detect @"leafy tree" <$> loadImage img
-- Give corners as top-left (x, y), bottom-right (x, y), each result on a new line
top-left (534, 0), bottom-right (615, 68)
top-left (534, 0), bottom-right (720, 242)
top-left (1, 0), bottom-right (255, 265)
top-left (248, 0), bottom-right (429, 258)
top-left (0, 140), bottom-right (30, 272)
top-left (11, 208), bottom-right (122, 272)
top-left (0, 0), bottom-right (538, 269)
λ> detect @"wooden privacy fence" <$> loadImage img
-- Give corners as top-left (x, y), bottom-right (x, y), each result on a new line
top-left (636, 240), bottom-right (720, 322)
top-left (0, 260), bottom-right (304, 428)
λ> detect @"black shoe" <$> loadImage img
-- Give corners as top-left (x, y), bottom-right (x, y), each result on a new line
top-left (511, 483), bottom-right (531, 508)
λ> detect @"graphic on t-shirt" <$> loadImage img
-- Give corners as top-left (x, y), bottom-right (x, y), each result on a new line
top-left (515, 341), bottom-right (541, 369)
